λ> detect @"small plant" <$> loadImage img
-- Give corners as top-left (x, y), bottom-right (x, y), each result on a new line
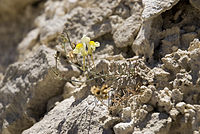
top-left (52, 30), bottom-right (146, 116)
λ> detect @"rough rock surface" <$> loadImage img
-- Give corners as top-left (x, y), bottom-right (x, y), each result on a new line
top-left (0, 0), bottom-right (44, 73)
top-left (0, 45), bottom-right (80, 134)
top-left (22, 95), bottom-right (109, 134)
top-left (1, 0), bottom-right (200, 134)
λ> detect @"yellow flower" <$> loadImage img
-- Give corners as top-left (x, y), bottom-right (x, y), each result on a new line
top-left (72, 35), bottom-right (100, 71)
top-left (88, 41), bottom-right (100, 54)
top-left (73, 43), bottom-right (87, 56)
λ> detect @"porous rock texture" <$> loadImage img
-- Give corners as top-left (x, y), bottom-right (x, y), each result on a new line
top-left (1, 0), bottom-right (200, 134)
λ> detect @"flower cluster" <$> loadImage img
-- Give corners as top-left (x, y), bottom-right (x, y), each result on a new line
top-left (73, 35), bottom-right (100, 71)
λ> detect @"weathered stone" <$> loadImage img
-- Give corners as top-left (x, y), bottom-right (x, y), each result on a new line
top-left (189, 0), bottom-right (200, 10)
top-left (142, 0), bottom-right (180, 20)
top-left (176, 102), bottom-right (186, 114)
top-left (157, 87), bottom-right (173, 112)
top-left (114, 121), bottom-right (134, 134)
top-left (133, 113), bottom-right (172, 134)
top-left (188, 38), bottom-right (200, 51)
top-left (40, 18), bottom-right (65, 44)
top-left (169, 107), bottom-right (179, 120)
top-left (0, 45), bottom-right (80, 134)
top-left (22, 95), bottom-right (109, 134)
top-left (160, 26), bottom-right (180, 55)
top-left (113, 1), bottom-right (143, 48)
top-left (17, 28), bottom-right (40, 59)
top-left (181, 32), bottom-right (198, 48)
top-left (132, 20), bottom-right (154, 60)
top-left (171, 89), bottom-right (183, 103)
top-left (138, 86), bottom-right (152, 104)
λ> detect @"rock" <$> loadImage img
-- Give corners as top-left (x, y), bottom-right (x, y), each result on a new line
top-left (122, 107), bottom-right (132, 122)
top-left (142, 104), bottom-right (154, 112)
top-left (95, 59), bottom-right (110, 74)
top-left (113, 1), bottom-right (143, 48)
top-left (181, 32), bottom-right (198, 48)
top-left (46, 95), bottom-right (63, 112)
top-left (22, 96), bottom-right (75, 134)
top-left (169, 107), bottom-right (179, 120)
top-left (132, 20), bottom-right (154, 59)
top-left (157, 87), bottom-right (173, 112)
top-left (0, 0), bottom-right (43, 73)
top-left (151, 67), bottom-right (170, 81)
top-left (103, 116), bottom-right (121, 130)
top-left (182, 25), bottom-right (196, 33)
top-left (113, 121), bottom-right (134, 134)
top-left (109, 15), bottom-right (124, 34)
top-left (64, 0), bottom-right (121, 42)
top-left (0, 0), bottom-right (35, 18)
top-left (62, 82), bottom-right (76, 99)
top-left (189, 0), bottom-right (200, 10)
top-left (176, 102), bottom-right (186, 114)
top-left (142, 0), bottom-right (180, 20)
top-left (3, 0), bottom-right (200, 133)
top-left (40, 18), bottom-right (65, 44)
top-left (23, 95), bottom-right (109, 134)
top-left (133, 113), bottom-right (172, 134)
top-left (188, 38), bottom-right (200, 51)
top-left (135, 108), bottom-right (148, 121)
top-left (17, 28), bottom-right (40, 59)
top-left (0, 45), bottom-right (80, 134)
top-left (138, 86), bottom-right (152, 103)
top-left (160, 26), bottom-right (180, 56)
top-left (162, 53), bottom-right (181, 73)
top-left (171, 88), bottom-right (183, 103)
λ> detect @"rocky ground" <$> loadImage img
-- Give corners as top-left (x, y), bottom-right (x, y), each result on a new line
top-left (1, 0), bottom-right (200, 134)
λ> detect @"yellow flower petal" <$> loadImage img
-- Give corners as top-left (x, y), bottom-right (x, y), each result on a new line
top-left (76, 43), bottom-right (84, 49)
top-left (89, 41), bottom-right (95, 46)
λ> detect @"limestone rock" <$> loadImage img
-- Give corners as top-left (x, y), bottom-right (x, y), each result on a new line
top-left (64, 0), bottom-right (122, 42)
top-left (22, 95), bottom-right (109, 134)
top-left (0, 45), bottom-right (80, 134)
top-left (2, 0), bottom-right (200, 133)
top-left (138, 86), bottom-right (152, 104)
top-left (40, 18), bottom-right (65, 44)
top-left (142, 0), bottom-right (180, 20)
top-left (113, 121), bottom-right (134, 134)
top-left (176, 102), bottom-right (186, 114)
top-left (133, 113), bottom-right (172, 134)
top-left (169, 107), bottom-right (179, 120)
top-left (189, 0), bottom-right (200, 10)
top-left (157, 87), bottom-right (173, 112)
top-left (171, 88), bottom-right (183, 103)
top-left (160, 26), bottom-right (180, 56)
top-left (188, 38), bottom-right (200, 51)
top-left (181, 32), bottom-right (198, 48)
top-left (17, 28), bottom-right (40, 59)
top-left (121, 107), bottom-right (132, 122)
top-left (0, 0), bottom-right (43, 73)
top-left (132, 20), bottom-right (154, 60)
top-left (113, 2), bottom-right (143, 48)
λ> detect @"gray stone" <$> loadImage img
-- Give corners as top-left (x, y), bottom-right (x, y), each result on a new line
top-left (113, 0), bottom-right (143, 48)
top-left (133, 113), bottom-right (172, 134)
top-left (113, 14), bottom-right (142, 48)
top-left (22, 95), bottom-right (109, 134)
top-left (189, 0), bottom-right (200, 10)
top-left (0, 45), bottom-right (80, 134)
top-left (142, 0), bottom-right (180, 20)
